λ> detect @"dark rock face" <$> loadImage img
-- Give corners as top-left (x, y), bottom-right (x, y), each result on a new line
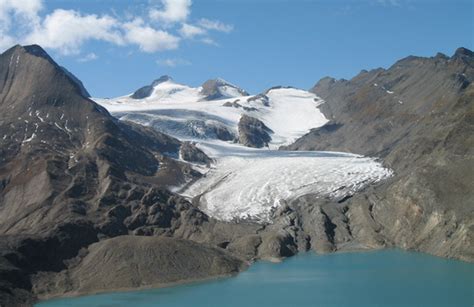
top-left (222, 100), bottom-right (241, 107)
top-left (60, 66), bottom-right (90, 98)
top-left (131, 85), bottom-right (154, 99)
top-left (284, 47), bottom-right (474, 261)
top-left (238, 115), bottom-right (273, 148)
top-left (0, 45), bottom-right (218, 305)
top-left (180, 142), bottom-right (213, 165)
top-left (130, 75), bottom-right (172, 99)
top-left (247, 93), bottom-right (270, 106)
top-left (200, 78), bottom-right (249, 100)
top-left (222, 100), bottom-right (257, 111)
top-left (263, 86), bottom-right (296, 95)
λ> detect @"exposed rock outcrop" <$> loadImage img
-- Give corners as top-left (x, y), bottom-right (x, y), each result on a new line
top-left (284, 47), bottom-right (474, 262)
top-left (200, 78), bottom-right (249, 100)
top-left (180, 142), bottom-right (213, 165)
top-left (238, 115), bottom-right (273, 148)
top-left (130, 75), bottom-right (172, 99)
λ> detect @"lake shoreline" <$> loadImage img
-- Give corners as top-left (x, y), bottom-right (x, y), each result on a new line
top-left (35, 271), bottom-right (244, 304)
top-left (35, 248), bottom-right (474, 307)
top-left (34, 242), bottom-right (377, 304)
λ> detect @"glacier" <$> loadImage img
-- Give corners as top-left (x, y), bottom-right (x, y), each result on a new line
top-left (95, 78), bottom-right (393, 223)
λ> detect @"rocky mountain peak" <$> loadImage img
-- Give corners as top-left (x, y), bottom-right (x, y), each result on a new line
top-left (452, 47), bottom-right (474, 67)
top-left (434, 52), bottom-right (449, 60)
top-left (151, 75), bottom-right (173, 86)
top-left (131, 75), bottom-right (175, 99)
top-left (0, 45), bottom-right (95, 117)
top-left (1, 44), bottom-right (91, 108)
top-left (23, 44), bottom-right (55, 61)
top-left (453, 47), bottom-right (473, 58)
top-left (0, 44), bottom-right (215, 305)
top-left (5, 44), bottom-right (55, 65)
top-left (200, 78), bottom-right (249, 100)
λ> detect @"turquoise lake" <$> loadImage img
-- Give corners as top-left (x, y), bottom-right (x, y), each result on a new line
top-left (37, 250), bottom-right (474, 307)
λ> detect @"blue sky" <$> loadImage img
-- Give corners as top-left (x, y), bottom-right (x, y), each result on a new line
top-left (1, 0), bottom-right (473, 97)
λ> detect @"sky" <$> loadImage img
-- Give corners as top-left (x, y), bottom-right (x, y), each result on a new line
top-left (0, 0), bottom-right (473, 97)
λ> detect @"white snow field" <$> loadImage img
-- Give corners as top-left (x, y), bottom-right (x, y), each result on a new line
top-left (95, 79), bottom-right (393, 223)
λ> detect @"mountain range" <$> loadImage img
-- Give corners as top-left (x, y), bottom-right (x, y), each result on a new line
top-left (0, 44), bottom-right (472, 306)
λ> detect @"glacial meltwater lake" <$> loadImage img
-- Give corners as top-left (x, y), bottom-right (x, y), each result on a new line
top-left (37, 250), bottom-right (474, 307)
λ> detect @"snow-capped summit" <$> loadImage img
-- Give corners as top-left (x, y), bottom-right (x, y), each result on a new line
top-left (106, 76), bottom-right (202, 105)
top-left (200, 78), bottom-right (249, 100)
top-left (131, 75), bottom-right (175, 99)
top-left (130, 76), bottom-right (248, 101)
top-left (96, 76), bottom-right (251, 110)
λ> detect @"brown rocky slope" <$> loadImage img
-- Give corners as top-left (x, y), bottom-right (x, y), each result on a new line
top-left (284, 47), bottom-right (474, 262)
top-left (0, 45), bottom-right (255, 306)
top-left (0, 45), bottom-right (338, 307)
top-left (1, 45), bottom-right (472, 306)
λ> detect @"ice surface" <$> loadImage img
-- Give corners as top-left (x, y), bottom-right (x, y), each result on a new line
top-left (183, 141), bottom-right (392, 222)
top-left (96, 87), bottom-right (327, 148)
top-left (95, 85), bottom-right (392, 223)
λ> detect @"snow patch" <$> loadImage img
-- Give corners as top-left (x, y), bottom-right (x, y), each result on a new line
top-left (263, 88), bottom-right (328, 148)
top-left (64, 120), bottom-right (73, 133)
top-left (35, 111), bottom-right (45, 122)
top-left (22, 133), bottom-right (36, 144)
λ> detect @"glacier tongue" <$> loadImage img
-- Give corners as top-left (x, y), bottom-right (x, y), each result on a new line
top-left (94, 85), bottom-right (393, 223)
top-left (182, 141), bottom-right (393, 223)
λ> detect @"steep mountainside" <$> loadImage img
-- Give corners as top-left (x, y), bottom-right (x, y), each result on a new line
top-left (1, 45), bottom-right (356, 307)
top-left (0, 45), bottom-right (249, 306)
top-left (1, 44), bottom-right (472, 306)
top-left (285, 47), bottom-right (474, 261)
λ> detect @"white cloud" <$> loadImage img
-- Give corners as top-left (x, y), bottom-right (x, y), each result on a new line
top-left (123, 18), bottom-right (179, 53)
top-left (24, 9), bottom-right (123, 55)
top-left (0, 0), bottom-right (43, 49)
top-left (156, 58), bottom-right (191, 67)
top-left (149, 0), bottom-right (191, 24)
top-left (201, 37), bottom-right (218, 46)
top-left (0, 0), bottom-right (232, 56)
top-left (0, 34), bottom-right (15, 50)
top-left (0, 0), bottom-right (43, 24)
top-left (179, 19), bottom-right (233, 41)
top-left (77, 52), bottom-right (98, 62)
top-left (198, 18), bottom-right (233, 33)
top-left (179, 23), bottom-right (206, 38)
